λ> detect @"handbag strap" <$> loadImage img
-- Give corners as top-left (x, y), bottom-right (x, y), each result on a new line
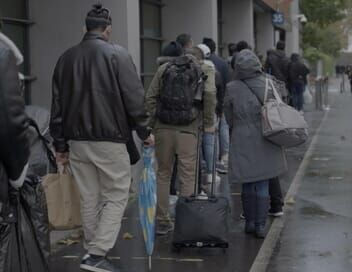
top-left (268, 78), bottom-right (284, 104)
top-left (242, 77), bottom-right (283, 105)
top-left (241, 79), bottom-right (263, 106)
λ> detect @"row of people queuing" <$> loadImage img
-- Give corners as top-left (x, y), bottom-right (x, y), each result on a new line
top-left (0, 3), bottom-right (309, 272)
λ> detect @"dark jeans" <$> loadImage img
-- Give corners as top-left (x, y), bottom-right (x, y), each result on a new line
top-left (269, 177), bottom-right (283, 211)
top-left (242, 180), bottom-right (269, 198)
top-left (291, 81), bottom-right (305, 111)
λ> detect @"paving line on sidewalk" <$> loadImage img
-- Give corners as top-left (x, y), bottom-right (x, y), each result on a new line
top-left (249, 108), bottom-right (331, 272)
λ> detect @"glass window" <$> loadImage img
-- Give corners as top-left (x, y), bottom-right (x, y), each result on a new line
top-left (141, 39), bottom-right (161, 74)
top-left (141, 3), bottom-right (161, 37)
top-left (140, 0), bottom-right (163, 88)
top-left (0, 0), bottom-right (26, 19)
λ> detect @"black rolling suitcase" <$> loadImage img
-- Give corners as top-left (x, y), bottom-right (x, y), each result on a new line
top-left (172, 125), bottom-right (230, 250)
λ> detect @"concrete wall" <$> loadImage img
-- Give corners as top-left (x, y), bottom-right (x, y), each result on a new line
top-left (29, 0), bottom-right (139, 108)
top-left (255, 12), bottom-right (274, 57)
top-left (286, 1), bottom-right (300, 55)
top-left (222, 0), bottom-right (254, 56)
top-left (162, 0), bottom-right (218, 45)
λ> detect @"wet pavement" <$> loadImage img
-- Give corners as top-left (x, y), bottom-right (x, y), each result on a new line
top-left (49, 96), bottom-right (325, 272)
top-left (268, 91), bottom-right (352, 272)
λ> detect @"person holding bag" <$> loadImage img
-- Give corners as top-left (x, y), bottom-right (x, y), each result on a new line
top-left (50, 4), bottom-right (153, 272)
top-left (224, 49), bottom-right (287, 239)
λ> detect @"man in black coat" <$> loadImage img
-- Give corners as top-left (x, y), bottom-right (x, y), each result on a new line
top-left (0, 33), bottom-right (30, 218)
top-left (265, 41), bottom-right (290, 84)
top-left (288, 53), bottom-right (310, 111)
top-left (264, 41), bottom-right (291, 217)
top-left (50, 4), bottom-right (152, 272)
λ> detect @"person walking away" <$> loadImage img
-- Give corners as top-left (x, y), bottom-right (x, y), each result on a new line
top-left (176, 33), bottom-right (193, 51)
top-left (264, 41), bottom-right (290, 217)
top-left (196, 44), bottom-right (222, 184)
top-left (224, 49), bottom-right (287, 238)
top-left (230, 40), bottom-right (251, 80)
top-left (346, 66), bottom-right (352, 93)
top-left (289, 53), bottom-right (310, 113)
top-left (50, 4), bottom-right (152, 272)
top-left (0, 30), bottom-right (30, 222)
top-left (202, 37), bottom-right (229, 174)
top-left (146, 46), bottom-right (216, 236)
top-left (157, 41), bottom-right (184, 212)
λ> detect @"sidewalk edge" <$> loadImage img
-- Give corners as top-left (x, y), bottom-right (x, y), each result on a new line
top-left (249, 109), bottom-right (330, 272)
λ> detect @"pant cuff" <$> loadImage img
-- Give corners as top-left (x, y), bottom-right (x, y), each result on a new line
top-left (88, 247), bottom-right (107, 257)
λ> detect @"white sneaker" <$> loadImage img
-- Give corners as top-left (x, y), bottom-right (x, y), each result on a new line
top-left (206, 174), bottom-right (221, 184)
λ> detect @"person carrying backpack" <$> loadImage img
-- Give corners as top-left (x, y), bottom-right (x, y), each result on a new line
top-left (146, 46), bottom-right (216, 236)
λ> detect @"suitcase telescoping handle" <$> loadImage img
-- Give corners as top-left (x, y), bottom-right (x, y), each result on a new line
top-left (210, 117), bottom-right (219, 198)
top-left (192, 117), bottom-right (219, 198)
top-left (193, 125), bottom-right (203, 196)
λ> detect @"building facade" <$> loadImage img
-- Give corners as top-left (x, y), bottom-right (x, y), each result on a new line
top-left (0, 0), bottom-right (301, 108)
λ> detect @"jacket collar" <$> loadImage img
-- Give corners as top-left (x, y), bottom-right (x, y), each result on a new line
top-left (83, 31), bottom-right (107, 42)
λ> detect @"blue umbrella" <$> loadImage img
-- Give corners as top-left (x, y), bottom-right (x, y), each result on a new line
top-left (138, 147), bottom-right (157, 271)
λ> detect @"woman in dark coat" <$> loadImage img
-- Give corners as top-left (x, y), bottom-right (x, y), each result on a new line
top-left (224, 49), bottom-right (287, 238)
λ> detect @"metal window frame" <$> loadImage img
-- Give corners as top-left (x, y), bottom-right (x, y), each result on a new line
top-left (140, 0), bottom-right (163, 87)
top-left (1, 0), bottom-right (35, 104)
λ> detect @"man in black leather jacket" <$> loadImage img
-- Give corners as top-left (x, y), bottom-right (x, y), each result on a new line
top-left (50, 4), bottom-right (152, 272)
top-left (0, 34), bottom-right (30, 218)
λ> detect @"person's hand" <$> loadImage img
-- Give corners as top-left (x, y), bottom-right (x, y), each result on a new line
top-left (144, 134), bottom-right (155, 147)
top-left (204, 126), bottom-right (216, 133)
top-left (56, 152), bottom-right (69, 165)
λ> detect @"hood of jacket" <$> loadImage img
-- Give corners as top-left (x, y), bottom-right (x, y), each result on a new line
top-left (157, 56), bottom-right (177, 66)
top-left (234, 49), bottom-right (262, 80)
top-left (0, 32), bottom-right (23, 65)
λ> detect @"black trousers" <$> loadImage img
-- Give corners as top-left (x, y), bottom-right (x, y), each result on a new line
top-left (269, 177), bottom-right (284, 211)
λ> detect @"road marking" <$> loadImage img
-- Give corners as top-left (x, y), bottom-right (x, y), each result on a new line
top-left (231, 192), bottom-right (241, 196)
top-left (249, 107), bottom-right (331, 272)
top-left (62, 256), bottom-right (79, 259)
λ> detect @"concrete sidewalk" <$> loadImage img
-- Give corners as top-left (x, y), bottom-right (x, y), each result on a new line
top-left (268, 91), bottom-right (352, 272)
top-left (48, 84), bottom-right (328, 272)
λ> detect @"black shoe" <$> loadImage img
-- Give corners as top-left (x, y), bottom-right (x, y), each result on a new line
top-left (80, 256), bottom-right (120, 272)
top-left (156, 223), bottom-right (174, 236)
top-left (268, 208), bottom-right (284, 217)
top-left (255, 225), bottom-right (266, 239)
top-left (242, 194), bottom-right (256, 234)
top-left (245, 221), bottom-right (255, 234)
top-left (216, 162), bottom-right (228, 174)
top-left (255, 196), bottom-right (269, 239)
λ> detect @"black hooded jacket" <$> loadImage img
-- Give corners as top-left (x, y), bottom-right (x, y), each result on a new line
top-left (265, 49), bottom-right (290, 84)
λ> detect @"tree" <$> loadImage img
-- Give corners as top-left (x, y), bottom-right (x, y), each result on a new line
top-left (301, 0), bottom-right (350, 63)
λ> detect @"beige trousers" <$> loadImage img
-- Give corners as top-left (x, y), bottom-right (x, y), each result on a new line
top-left (155, 129), bottom-right (198, 224)
top-left (69, 141), bottom-right (131, 256)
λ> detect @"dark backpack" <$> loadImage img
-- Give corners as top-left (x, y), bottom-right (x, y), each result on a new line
top-left (157, 55), bottom-right (205, 125)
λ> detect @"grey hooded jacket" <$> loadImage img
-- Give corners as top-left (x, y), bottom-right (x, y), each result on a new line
top-left (224, 49), bottom-right (287, 184)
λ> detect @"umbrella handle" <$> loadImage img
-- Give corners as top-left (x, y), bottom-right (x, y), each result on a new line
top-left (149, 256), bottom-right (152, 271)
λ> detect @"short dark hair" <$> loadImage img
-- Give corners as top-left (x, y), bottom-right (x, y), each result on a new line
top-left (162, 41), bottom-right (183, 57)
top-left (176, 33), bottom-right (192, 49)
top-left (202, 37), bottom-right (216, 53)
top-left (228, 43), bottom-right (237, 56)
top-left (86, 3), bottom-right (112, 32)
top-left (276, 41), bottom-right (286, 50)
top-left (236, 41), bottom-right (250, 52)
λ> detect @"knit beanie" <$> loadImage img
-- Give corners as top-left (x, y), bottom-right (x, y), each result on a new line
top-left (86, 3), bottom-right (112, 31)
